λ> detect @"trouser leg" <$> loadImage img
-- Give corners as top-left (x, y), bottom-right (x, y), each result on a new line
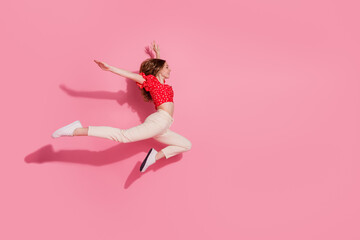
top-left (88, 119), bottom-right (167, 143)
top-left (153, 129), bottom-right (192, 159)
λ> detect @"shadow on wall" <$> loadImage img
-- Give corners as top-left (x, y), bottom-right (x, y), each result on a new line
top-left (58, 44), bottom-right (158, 122)
top-left (59, 76), bottom-right (155, 123)
top-left (24, 143), bottom-right (182, 189)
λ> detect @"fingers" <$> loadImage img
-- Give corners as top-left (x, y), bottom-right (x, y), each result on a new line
top-left (93, 60), bottom-right (108, 70)
top-left (151, 41), bottom-right (160, 52)
top-left (152, 40), bottom-right (158, 48)
top-left (94, 60), bottom-right (104, 65)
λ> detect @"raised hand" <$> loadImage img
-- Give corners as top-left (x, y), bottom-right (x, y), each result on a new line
top-left (151, 41), bottom-right (160, 58)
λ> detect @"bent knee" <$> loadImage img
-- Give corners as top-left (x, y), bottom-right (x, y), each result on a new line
top-left (183, 140), bottom-right (192, 151)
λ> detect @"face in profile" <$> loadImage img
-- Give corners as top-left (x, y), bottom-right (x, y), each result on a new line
top-left (158, 62), bottom-right (171, 79)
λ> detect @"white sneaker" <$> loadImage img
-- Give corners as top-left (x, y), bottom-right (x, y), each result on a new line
top-left (51, 120), bottom-right (83, 138)
top-left (140, 148), bottom-right (158, 172)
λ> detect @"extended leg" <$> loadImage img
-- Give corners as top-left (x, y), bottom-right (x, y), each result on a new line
top-left (86, 120), bottom-right (167, 143)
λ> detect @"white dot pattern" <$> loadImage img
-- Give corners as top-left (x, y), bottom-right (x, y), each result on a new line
top-left (137, 73), bottom-right (174, 109)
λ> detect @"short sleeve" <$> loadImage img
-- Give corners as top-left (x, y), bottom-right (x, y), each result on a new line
top-left (137, 72), bottom-right (155, 91)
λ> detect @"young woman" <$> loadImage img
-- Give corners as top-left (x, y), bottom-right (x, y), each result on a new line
top-left (51, 41), bottom-right (192, 172)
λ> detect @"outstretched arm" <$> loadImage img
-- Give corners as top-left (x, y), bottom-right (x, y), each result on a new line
top-left (94, 60), bottom-right (144, 84)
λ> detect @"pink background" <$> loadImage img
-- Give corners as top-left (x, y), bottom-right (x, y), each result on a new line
top-left (1, 0), bottom-right (359, 239)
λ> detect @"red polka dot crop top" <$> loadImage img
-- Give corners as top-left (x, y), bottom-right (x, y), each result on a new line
top-left (136, 72), bottom-right (174, 109)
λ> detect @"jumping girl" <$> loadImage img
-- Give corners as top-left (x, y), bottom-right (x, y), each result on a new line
top-left (51, 41), bottom-right (192, 172)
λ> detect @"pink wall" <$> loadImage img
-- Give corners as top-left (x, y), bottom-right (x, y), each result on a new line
top-left (1, 0), bottom-right (359, 239)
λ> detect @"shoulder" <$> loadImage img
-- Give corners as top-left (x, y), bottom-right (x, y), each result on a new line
top-left (134, 72), bottom-right (155, 85)
top-left (140, 73), bottom-right (158, 84)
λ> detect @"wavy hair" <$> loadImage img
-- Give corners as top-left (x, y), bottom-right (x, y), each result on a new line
top-left (138, 58), bottom-right (166, 102)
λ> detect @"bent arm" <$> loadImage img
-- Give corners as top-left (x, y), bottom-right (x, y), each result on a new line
top-left (108, 66), bottom-right (145, 84)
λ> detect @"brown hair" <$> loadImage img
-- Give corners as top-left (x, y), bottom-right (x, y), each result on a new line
top-left (138, 58), bottom-right (166, 102)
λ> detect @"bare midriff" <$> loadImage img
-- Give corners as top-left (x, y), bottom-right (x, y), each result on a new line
top-left (157, 102), bottom-right (174, 118)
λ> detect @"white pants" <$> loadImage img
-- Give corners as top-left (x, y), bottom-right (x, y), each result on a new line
top-left (88, 109), bottom-right (192, 159)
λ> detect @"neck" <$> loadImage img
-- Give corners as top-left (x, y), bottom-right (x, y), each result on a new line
top-left (156, 74), bottom-right (165, 83)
